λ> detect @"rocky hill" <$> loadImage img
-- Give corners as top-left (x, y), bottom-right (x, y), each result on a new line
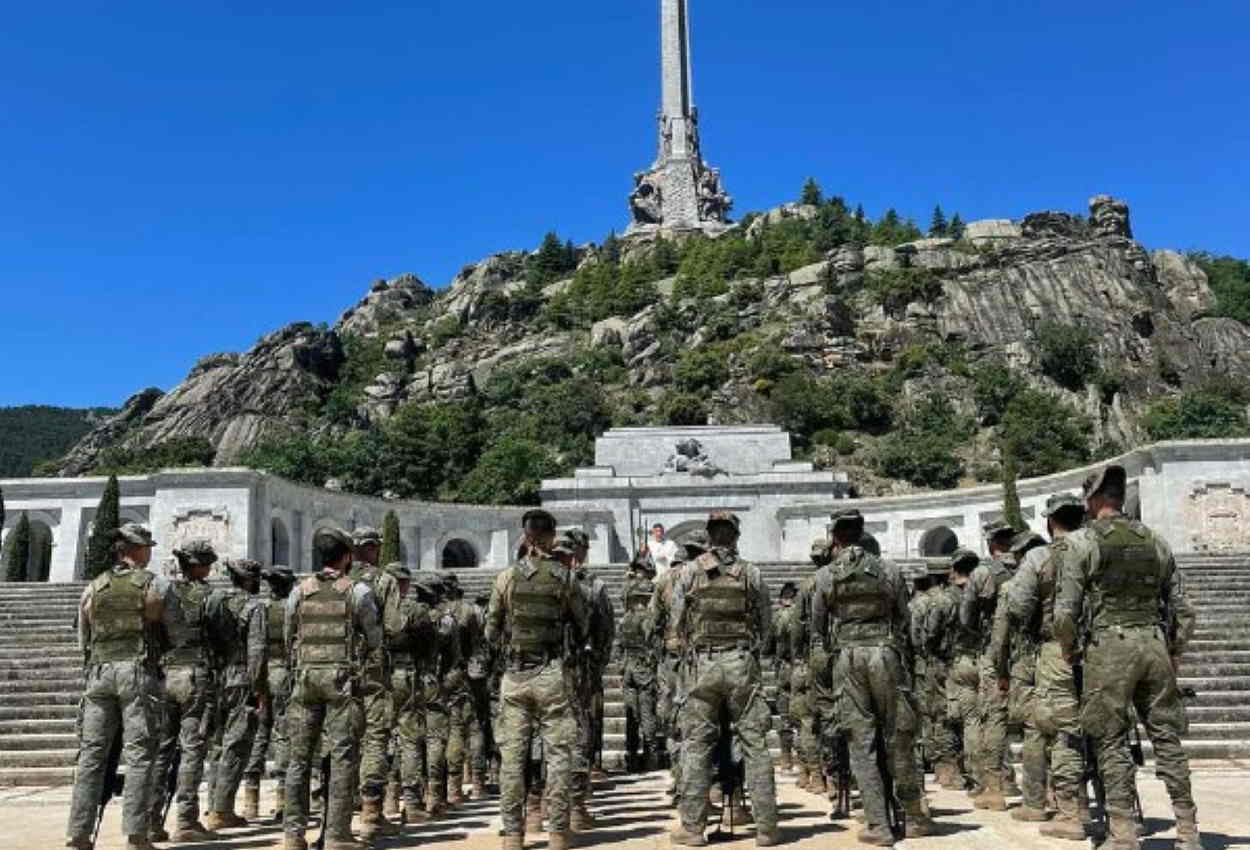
top-left (49, 192), bottom-right (1250, 500)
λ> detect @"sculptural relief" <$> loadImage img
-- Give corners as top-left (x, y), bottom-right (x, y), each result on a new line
top-left (1186, 484), bottom-right (1250, 552)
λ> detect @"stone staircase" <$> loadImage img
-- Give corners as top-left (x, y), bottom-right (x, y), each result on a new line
top-left (2, 554), bottom-right (1247, 786)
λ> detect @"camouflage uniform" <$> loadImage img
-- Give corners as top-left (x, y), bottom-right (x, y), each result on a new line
top-left (1055, 466), bottom-right (1201, 850)
top-left (243, 567), bottom-right (297, 824)
top-left (810, 510), bottom-right (931, 844)
top-left (768, 583), bottom-right (799, 773)
top-left (485, 510), bottom-right (590, 850)
top-left (907, 579), bottom-right (934, 776)
top-left (425, 588), bottom-right (462, 813)
top-left (670, 513), bottom-right (778, 846)
top-left (930, 554), bottom-right (979, 791)
top-left (916, 579), bottom-right (959, 787)
top-left (66, 524), bottom-right (173, 850)
top-left (791, 540), bottom-right (834, 794)
top-left (283, 526), bottom-right (383, 849)
top-left (386, 568), bottom-right (440, 822)
top-left (205, 559), bottom-right (267, 825)
top-left (441, 574), bottom-right (485, 804)
top-left (619, 567), bottom-right (659, 769)
top-left (150, 540), bottom-right (218, 841)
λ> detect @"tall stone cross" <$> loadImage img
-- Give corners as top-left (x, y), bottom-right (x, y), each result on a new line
top-left (628, 0), bottom-right (732, 234)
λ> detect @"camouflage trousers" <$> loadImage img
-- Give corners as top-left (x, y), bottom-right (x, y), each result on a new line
top-left (67, 662), bottom-right (161, 842)
top-left (834, 645), bottom-right (921, 833)
top-left (447, 685), bottom-right (480, 791)
top-left (973, 651), bottom-right (1009, 791)
top-left (389, 667), bottom-right (427, 807)
top-left (358, 670), bottom-right (391, 802)
top-left (774, 661), bottom-right (793, 758)
top-left (622, 653), bottom-right (659, 756)
top-left (469, 676), bottom-right (494, 779)
top-left (657, 651), bottom-right (684, 786)
top-left (284, 668), bottom-right (364, 840)
top-left (790, 664), bottom-right (820, 771)
top-left (1032, 641), bottom-right (1083, 811)
top-left (1080, 627), bottom-right (1195, 820)
top-left (1008, 648), bottom-right (1046, 809)
top-left (423, 689), bottom-right (450, 804)
top-left (245, 665), bottom-right (291, 788)
top-left (209, 683), bottom-right (259, 814)
top-left (498, 661), bottom-right (577, 836)
top-left (150, 664), bottom-right (212, 829)
top-left (924, 659), bottom-right (959, 770)
top-left (677, 649), bottom-right (777, 834)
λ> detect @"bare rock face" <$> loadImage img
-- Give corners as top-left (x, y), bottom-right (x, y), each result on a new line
top-left (746, 203), bottom-right (820, 238)
top-left (58, 323), bottom-right (344, 473)
top-left (336, 274), bottom-right (435, 338)
top-left (1090, 194), bottom-right (1133, 239)
top-left (438, 253), bottom-right (528, 323)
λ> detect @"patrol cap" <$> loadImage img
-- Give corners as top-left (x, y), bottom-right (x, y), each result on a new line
top-left (226, 558), bottom-right (263, 581)
top-left (352, 526), bottom-right (382, 546)
top-left (563, 528), bottom-right (590, 552)
top-left (522, 509), bottom-right (557, 534)
top-left (706, 511), bottom-right (741, 534)
top-left (1083, 464), bottom-right (1127, 499)
top-left (552, 535), bottom-right (578, 556)
top-left (829, 508), bottom-right (865, 531)
top-left (780, 581), bottom-right (798, 599)
top-left (1009, 531), bottom-right (1047, 557)
top-left (948, 548), bottom-right (980, 572)
top-left (384, 562), bottom-right (412, 581)
top-left (313, 526), bottom-right (353, 550)
top-left (114, 522), bottom-right (156, 547)
top-left (172, 538), bottom-right (217, 567)
top-left (1044, 493), bottom-right (1085, 517)
top-left (413, 571), bottom-right (443, 596)
top-left (982, 520), bottom-right (1015, 542)
top-left (262, 565), bottom-right (295, 583)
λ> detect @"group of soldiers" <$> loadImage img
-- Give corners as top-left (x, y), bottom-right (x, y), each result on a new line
top-left (66, 462), bottom-right (1206, 850)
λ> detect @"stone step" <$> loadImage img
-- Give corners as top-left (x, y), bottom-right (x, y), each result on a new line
top-left (0, 732), bottom-right (77, 752)
top-left (0, 748), bottom-right (77, 768)
top-left (1181, 722), bottom-right (1250, 740)
top-left (1189, 690), bottom-right (1250, 707)
top-left (0, 766), bottom-right (75, 787)
top-left (0, 667), bottom-right (84, 681)
top-left (0, 692), bottom-right (79, 707)
top-left (1185, 706), bottom-right (1250, 723)
top-left (0, 704), bottom-right (77, 721)
top-left (0, 678), bottom-right (83, 694)
top-left (1188, 639), bottom-right (1250, 651)
top-left (1177, 676), bottom-right (1250, 692)
top-left (1177, 663), bottom-right (1250, 677)
top-left (0, 718), bottom-right (76, 735)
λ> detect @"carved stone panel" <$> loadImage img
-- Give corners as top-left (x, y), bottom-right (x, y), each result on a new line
top-left (168, 506), bottom-right (232, 577)
top-left (1186, 484), bottom-right (1250, 552)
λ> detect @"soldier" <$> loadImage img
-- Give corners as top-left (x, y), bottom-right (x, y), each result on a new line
top-left (441, 571), bottom-right (485, 806)
top-left (386, 565), bottom-right (439, 825)
top-left (907, 572), bottom-right (934, 780)
top-left (1007, 494), bottom-right (1089, 840)
top-left (571, 529), bottom-right (615, 785)
top-left (917, 570), bottom-right (960, 790)
top-left (792, 539), bottom-right (833, 795)
top-left (989, 531), bottom-right (1048, 822)
top-left (619, 555), bottom-right (659, 772)
top-left (66, 523), bottom-right (174, 850)
top-left (768, 581), bottom-right (799, 774)
top-left (485, 509), bottom-right (590, 850)
top-left (669, 512), bottom-right (780, 848)
top-left (346, 527), bottom-right (401, 838)
top-left (204, 559), bottom-right (267, 829)
top-left (810, 508), bottom-right (932, 845)
top-left (931, 549), bottom-right (980, 792)
top-left (424, 576), bottom-right (461, 817)
top-left (959, 522), bottom-right (1017, 810)
top-left (243, 566), bottom-right (297, 825)
top-left (283, 526), bottom-right (382, 850)
top-left (151, 539), bottom-right (219, 844)
top-left (1054, 465), bottom-right (1202, 850)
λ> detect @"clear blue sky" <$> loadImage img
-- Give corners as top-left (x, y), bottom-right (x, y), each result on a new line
top-left (2, 0), bottom-right (1247, 407)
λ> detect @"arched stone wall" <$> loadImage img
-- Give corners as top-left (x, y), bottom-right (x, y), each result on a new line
top-left (918, 526), bottom-right (960, 558)
top-left (435, 530), bottom-right (489, 569)
top-left (441, 539), bottom-right (479, 569)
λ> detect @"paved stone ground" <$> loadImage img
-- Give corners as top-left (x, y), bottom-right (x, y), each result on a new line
top-left (4, 767), bottom-right (1249, 850)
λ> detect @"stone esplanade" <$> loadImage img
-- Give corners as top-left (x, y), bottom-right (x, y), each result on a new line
top-left (4, 427), bottom-right (1250, 579)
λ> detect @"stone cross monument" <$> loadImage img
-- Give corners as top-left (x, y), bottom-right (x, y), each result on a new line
top-left (628, 0), bottom-right (732, 235)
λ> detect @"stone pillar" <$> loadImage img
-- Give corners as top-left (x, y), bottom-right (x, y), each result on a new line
top-left (50, 505), bottom-right (84, 583)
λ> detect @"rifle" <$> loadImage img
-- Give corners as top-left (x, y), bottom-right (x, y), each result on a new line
top-left (711, 704), bottom-right (745, 838)
top-left (876, 726), bottom-right (903, 839)
top-left (1072, 662), bottom-right (1107, 846)
top-left (158, 741), bottom-right (182, 831)
top-left (313, 751), bottom-right (331, 850)
top-left (829, 732), bottom-right (852, 821)
top-left (92, 727), bottom-right (124, 848)
top-left (1128, 712), bottom-right (1148, 836)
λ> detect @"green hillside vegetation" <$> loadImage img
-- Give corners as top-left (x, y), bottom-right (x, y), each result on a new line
top-left (0, 406), bottom-right (113, 477)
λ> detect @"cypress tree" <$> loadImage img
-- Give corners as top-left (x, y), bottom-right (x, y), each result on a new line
top-left (4, 513), bottom-right (30, 582)
top-left (380, 510), bottom-right (401, 565)
top-left (800, 177), bottom-right (823, 206)
top-left (1002, 443), bottom-right (1025, 532)
top-left (949, 213), bottom-right (966, 240)
top-left (86, 475), bottom-right (121, 579)
top-left (929, 205), bottom-right (948, 237)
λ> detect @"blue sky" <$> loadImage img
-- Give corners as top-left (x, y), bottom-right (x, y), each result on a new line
top-left (1, 0), bottom-right (1247, 407)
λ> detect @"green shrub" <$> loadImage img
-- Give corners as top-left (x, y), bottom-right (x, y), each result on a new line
top-left (748, 348), bottom-right (799, 382)
top-left (673, 349), bottom-right (729, 393)
top-left (971, 357), bottom-right (1027, 425)
top-left (999, 389), bottom-right (1092, 477)
top-left (1190, 252), bottom-right (1250, 324)
top-left (458, 436), bottom-right (560, 505)
top-left (428, 315), bottom-right (462, 348)
top-left (1036, 321), bottom-right (1099, 390)
top-left (813, 429), bottom-right (857, 455)
top-left (1142, 389), bottom-right (1250, 441)
top-left (864, 267), bottom-right (943, 314)
top-left (659, 393), bottom-right (708, 426)
top-left (873, 395), bottom-right (972, 489)
top-left (95, 437), bottom-right (216, 475)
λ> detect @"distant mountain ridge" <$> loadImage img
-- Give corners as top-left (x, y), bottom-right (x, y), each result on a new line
top-left (0, 406), bottom-right (114, 477)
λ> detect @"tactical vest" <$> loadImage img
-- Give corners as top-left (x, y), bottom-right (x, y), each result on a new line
top-left (793, 575), bottom-right (819, 659)
top-left (829, 548), bottom-right (894, 647)
top-left (619, 608), bottom-right (648, 650)
top-left (390, 600), bottom-right (430, 669)
top-left (297, 575), bottom-right (354, 668)
top-left (90, 568), bottom-right (154, 664)
top-left (266, 598), bottom-right (287, 667)
top-left (165, 579), bottom-right (209, 666)
top-left (938, 583), bottom-right (978, 658)
top-left (509, 559), bottom-right (566, 655)
top-left (218, 591), bottom-right (256, 670)
top-left (626, 579), bottom-right (655, 612)
top-left (1088, 517), bottom-right (1163, 631)
top-left (1034, 540), bottom-right (1067, 641)
top-left (656, 572), bottom-right (681, 651)
top-left (976, 560), bottom-right (1012, 644)
top-left (689, 555), bottom-right (750, 649)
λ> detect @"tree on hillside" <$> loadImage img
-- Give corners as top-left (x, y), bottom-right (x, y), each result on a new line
top-left (929, 205), bottom-right (948, 237)
top-left (380, 511), bottom-right (401, 565)
top-left (528, 231), bottom-right (578, 286)
top-left (4, 513), bottom-right (30, 582)
top-left (86, 475), bottom-right (120, 579)
top-left (800, 178), bottom-right (823, 206)
top-left (949, 213), bottom-right (966, 240)
top-left (1001, 444), bottom-right (1024, 531)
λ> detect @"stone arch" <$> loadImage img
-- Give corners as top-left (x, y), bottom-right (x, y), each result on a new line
top-left (918, 525), bottom-right (959, 558)
top-left (441, 539), bottom-right (479, 569)
top-left (271, 516), bottom-right (291, 566)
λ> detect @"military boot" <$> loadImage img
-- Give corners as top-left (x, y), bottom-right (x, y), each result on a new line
top-left (360, 798), bottom-right (401, 839)
top-left (778, 742), bottom-right (794, 773)
top-left (284, 833), bottom-right (308, 850)
top-left (126, 838), bottom-right (158, 850)
top-left (855, 825), bottom-right (895, 846)
top-left (425, 788), bottom-right (447, 819)
top-left (974, 775), bottom-right (1007, 812)
top-left (904, 797), bottom-right (935, 837)
top-left (501, 835), bottom-right (524, 850)
top-left (548, 832), bottom-right (573, 850)
top-left (171, 822), bottom-right (217, 843)
top-left (1012, 805), bottom-right (1050, 822)
top-left (204, 811), bottom-right (249, 830)
top-left (1038, 794), bottom-right (1087, 841)
top-left (66, 838), bottom-right (93, 850)
top-left (795, 764), bottom-right (810, 791)
top-left (404, 799), bottom-right (429, 824)
top-left (243, 785), bottom-right (260, 821)
top-left (383, 780), bottom-right (400, 817)
top-left (1174, 805), bottom-right (1202, 850)
top-left (570, 801), bottom-right (596, 832)
top-left (449, 785), bottom-right (467, 806)
top-left (325, 835), bottom-right (370, 850)
top-left (755, 828), bottom-right (782, 847)
top-left (1103, 812), bottom-right (1141, 850)
top-left (150, 821), bottom-right (170, 843)
top-left (670, 825), bottom-right (708, 846)
top-left (808, 770), bottom-right (828, 796)
top-left (272, 786), bottom-right (287, 824)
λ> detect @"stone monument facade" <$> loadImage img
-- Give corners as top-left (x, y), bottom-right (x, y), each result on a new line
top-left (628, 0), bottom-right (732, 235)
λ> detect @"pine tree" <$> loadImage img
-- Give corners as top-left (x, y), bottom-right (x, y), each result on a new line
top-left (929, 205), bottom-right (948, 237)
top-left (86, 475), bottom-right (120, 579)
top-left (380, 510), bottom-right (401, 566)
top-left (601, 232), bottom-right (621, 266)
top-left (4, 513), bottom-right (30, 582)
top-left (949, 213), bottom-right (966, 240)
top-left (800, 177), bottom-right (823, 206)
top-left (1002, 443), bottom-right (1025, 532)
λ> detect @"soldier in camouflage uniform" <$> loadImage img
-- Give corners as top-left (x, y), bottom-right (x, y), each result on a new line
top-left (907, 572), bottom-right (934, 781)
top-left (204, 559), bottom-right (267, 829)
top-left (669, 512), bottom-right (779, 848)
top-left (1055, 465), bottom-right (1202, 850)
top-left (915, 570), bottom-right (960, 790)
top-left (989, 531), bottom-right (1048, 821)
top-left (441, 571), bottom-right (485, 806)
top-left (283, 526), bottom-right (382, 850)
top-left (569, 529), bottom-right (614, 786)
top-left (151, 539), bottom-right (219, 844)
top-left (243, 566), bottom-right (297, 825)
top-left (66, 523), bottom-right (174, 850)
top-left (424, 576), bottom-right (461, 817)
top-left (931, 549), bottom-right (979, 792)
top-left (619, 556), bottom-right (659, 772)
top-left (485, 510), bottom-right (590, 850)
top-left (959, 522), bottom-right (1017, 810)
top-left (810, 508), bottom-right (933, 845)
top-left (384, 566), bottom-right (439, 825)
top-left (768, 581), bottom-right (799, 774)
top-left (1007, 494), bottom-right (1089, 841)
top-left (791, 539), bottom-right (833, 795)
